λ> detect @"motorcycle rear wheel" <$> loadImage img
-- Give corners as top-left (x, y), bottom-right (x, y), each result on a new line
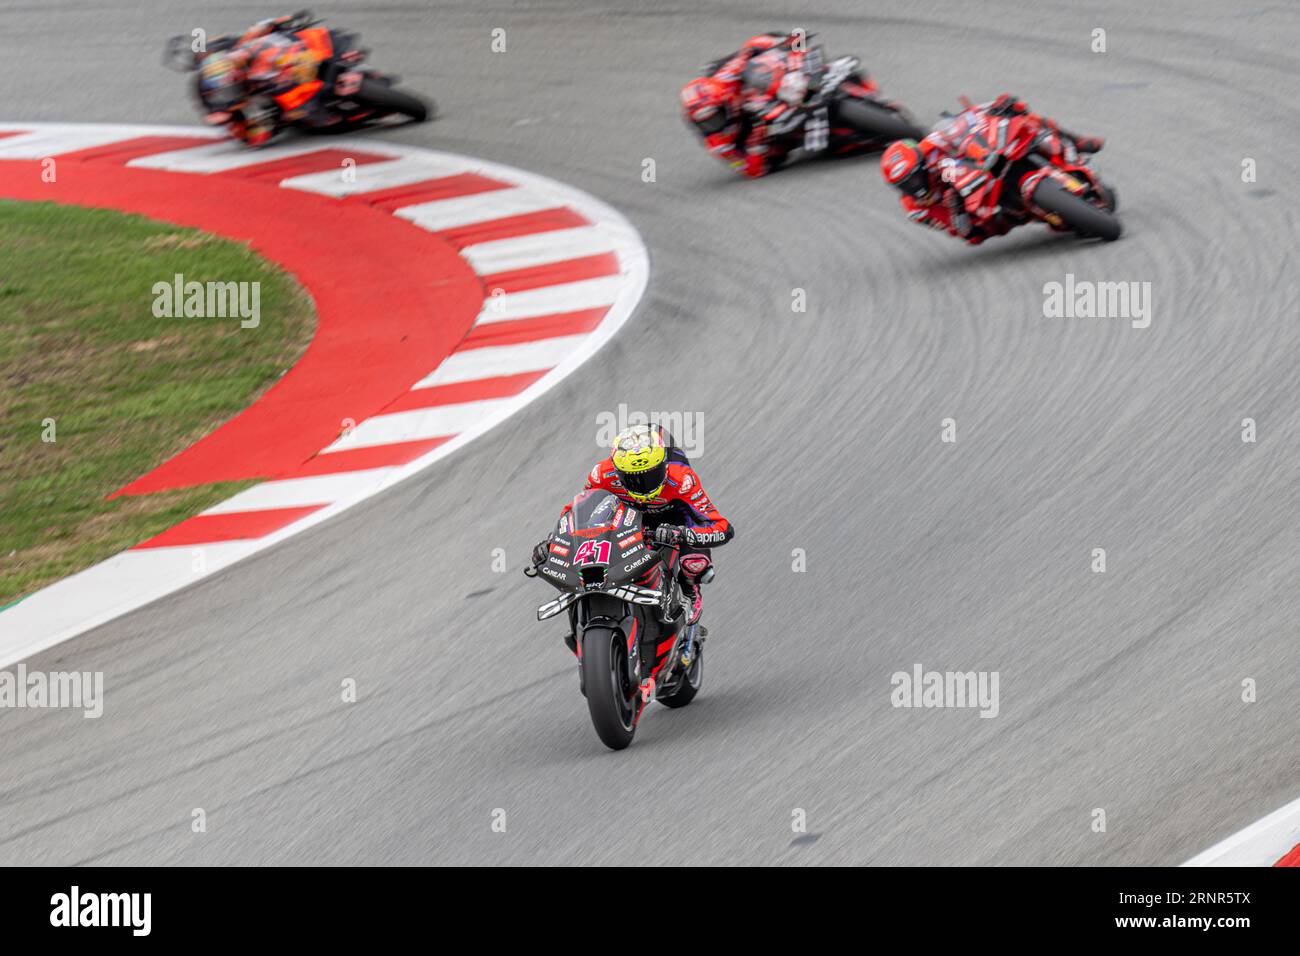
top-left (833, 98), bottom-right (925, 143)
top-left (582, 626), bottom-right (638, 750)
top-left (657, 647), bottom-right (703, 709)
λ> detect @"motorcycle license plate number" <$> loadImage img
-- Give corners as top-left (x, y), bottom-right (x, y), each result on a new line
top-left (336, 71), bottom-right (363, 96)
top-left (804, 107), bottom-right (829, 152)
top-left (574, 540), bottom-right (612, 566)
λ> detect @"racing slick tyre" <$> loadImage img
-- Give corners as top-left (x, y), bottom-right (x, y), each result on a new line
top-left (657, 648), bottom-right (702, 709)
top-left (833, 98), bottom-right (926, 142)
top-left (582, 626), bottom-right (638, 750)
top-left (354, 77), bottom-right (431, 122)
top-left (1031, 179), bottom-right (1123, 241)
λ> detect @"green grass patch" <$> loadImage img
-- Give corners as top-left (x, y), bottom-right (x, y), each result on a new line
top-left (0, 200), bottom-right (316, 605)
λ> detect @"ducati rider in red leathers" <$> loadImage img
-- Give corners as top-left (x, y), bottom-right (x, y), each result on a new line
top-left (680, 32), bottom-right (817, 178)
top-left (880, 93), bottom-right (1105, 244)
top-left (530, 424), bottom-right (734, 684)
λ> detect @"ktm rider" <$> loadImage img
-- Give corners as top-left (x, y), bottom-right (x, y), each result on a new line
top-left (880, 93), bottom-right (1105, 244)
top-left (531, 424), bottom-right (734, 666)
top-left (196, 12), bottom-right (364, 145)
top-left (680, 32), bottom-right (819, 178)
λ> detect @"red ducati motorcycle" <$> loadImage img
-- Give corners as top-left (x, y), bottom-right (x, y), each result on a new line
top-left (940, 97), bottom-right (1121, 241)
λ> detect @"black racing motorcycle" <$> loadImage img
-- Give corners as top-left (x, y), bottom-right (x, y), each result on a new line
top-left (727, 37), bottom-right (924, 163)
top-left (525, 490), bottom-right (706, 751)
top-left (774, 47), bottom-right (927, 154)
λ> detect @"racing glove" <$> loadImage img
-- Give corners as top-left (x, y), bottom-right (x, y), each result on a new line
top-left (531, 537), bottom-right (552, 567)
top-left (652, 525), bottom-right (690, 547)
top-left (945, 188), bottom-right (973, 239)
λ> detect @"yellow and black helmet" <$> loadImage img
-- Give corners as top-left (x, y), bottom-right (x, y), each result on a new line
top-left (611, 424), bottom-right (668, 502)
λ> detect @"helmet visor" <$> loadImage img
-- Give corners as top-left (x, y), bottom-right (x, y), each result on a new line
top-left (619, 461), bottom-right (667, 499)
top-left (900, 165), bottom-right (930, 199)
top-left (693, 107), bottom-right (729, 137)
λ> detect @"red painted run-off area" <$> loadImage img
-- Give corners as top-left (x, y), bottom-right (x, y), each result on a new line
top-left (0, 139), bottom-right (486, 494)
top-left (1276, 844), bottom-right (1300, 866)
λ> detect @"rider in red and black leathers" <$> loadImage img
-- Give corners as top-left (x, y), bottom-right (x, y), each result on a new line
top-left (881, 94), bottom-right (1105, 244)
top-left (532, 427), bottom-right (733, 637)
top-left (565, 447), bottom-right (734, 550)
top-left (680, 32), bottom-right (811, 178)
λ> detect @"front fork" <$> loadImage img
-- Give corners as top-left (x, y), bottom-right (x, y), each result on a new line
top-left (576, 594), bottom-right (644, 688)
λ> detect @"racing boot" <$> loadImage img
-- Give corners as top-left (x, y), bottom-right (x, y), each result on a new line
top-left (677, 553), bottom-right (714, 626)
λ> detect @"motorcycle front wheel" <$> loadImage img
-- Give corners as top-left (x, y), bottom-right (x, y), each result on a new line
top-left (352, 77), bottom-right (432, 123)
top-left (1031, 179), bottom-right (1122, 241)
top-left (581, 626), bottom-right (638, 750)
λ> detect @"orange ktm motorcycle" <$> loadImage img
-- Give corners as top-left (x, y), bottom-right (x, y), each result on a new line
top-left (165, 10), bottom-right (431, 147)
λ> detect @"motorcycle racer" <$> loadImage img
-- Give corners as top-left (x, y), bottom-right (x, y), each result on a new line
top-left (682, 33), bottom-right (919, 179)
top-left (880, 94), bottom-right (1105, 244)
top-left (531, 424), bottom-right (734, 640)
top-left (241, 18), bottom-right (360, 130)
top-left (681, 32), bottom-right (800, 178)
top-left (679, 32), bottom-right (821, 178)
top-left (193, 12), bottom-right (368, 145)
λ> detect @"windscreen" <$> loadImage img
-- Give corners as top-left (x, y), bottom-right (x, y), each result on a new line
top-left (565, 490), bottom-right (623, 532)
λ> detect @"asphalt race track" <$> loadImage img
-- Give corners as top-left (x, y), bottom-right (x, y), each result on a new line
top-left (2, 0), bottom-right (1298, 865)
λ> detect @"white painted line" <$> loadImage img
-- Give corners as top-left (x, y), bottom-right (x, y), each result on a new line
top-left (0, 542), bottom-right (258, 667)
top-left (475, 275), bottom-right (624, 324)
top-left (280, 155), bottom-right (472, 196)
top-left (395, 187), bottom-right (559, 232)
top-left (460, 226), bottom-right (614, 273)
top-left (0, 127), bottom-right (168, 159)
top-left (321, 399), bottom-right (511, 452)
top-left (127, 138), bottom-right (350, 173)
top-left (1183, 793), bottom-right (1300, 866)
top-left (413, 335), bottom-right (587, 388)
top-left (201, 468), bottom-right (396, 514)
